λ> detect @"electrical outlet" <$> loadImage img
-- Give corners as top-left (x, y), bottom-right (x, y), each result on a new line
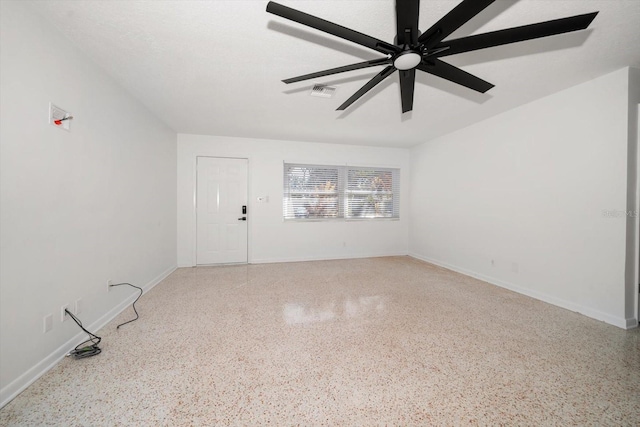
top-left (511, 262), bottom-right (519, 273)
top-left (107, 279), bottom-right (113, 292)
top-left (43, 314), bottom-right (53, 333)
top-left (75, 298), bottom-right (83, 315)
top-left (61, 304), bottom-right (70, 322)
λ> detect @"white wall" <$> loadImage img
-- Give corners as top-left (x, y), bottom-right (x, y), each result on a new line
top-left (0, 1), bottom-right (177, 406)
top-left (626, 67), bottom-right (640, 323)
top-left (409, 67), bottom-right (636, 329)
top-left (177, 134), bottom-right (410, 266)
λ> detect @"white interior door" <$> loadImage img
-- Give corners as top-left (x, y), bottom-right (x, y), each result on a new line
top-left (196, 157), bottom-right (248, 264)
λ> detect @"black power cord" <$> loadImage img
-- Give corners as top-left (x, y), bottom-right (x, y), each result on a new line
top-left (64, 282), bottom-right (142, 359)
top-left (109, 282), bottom-right (143, 329)
top-left (65, 309), bottom-right (102, 359)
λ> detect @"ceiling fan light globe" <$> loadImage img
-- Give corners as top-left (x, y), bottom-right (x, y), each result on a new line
top-left (393, 52), bottom-right (422, 70)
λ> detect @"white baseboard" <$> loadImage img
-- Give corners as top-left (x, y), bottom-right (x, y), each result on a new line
top-left (250, 251), bottom-right (408, 264)
top-left (0, 265), bottom-right (176, 409)
top-left (408, 253), bottom-right (633, 330)
top-left (180, 252), bottom-right (410, 267)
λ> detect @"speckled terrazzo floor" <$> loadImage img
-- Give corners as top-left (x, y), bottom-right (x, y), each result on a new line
top-left (1, 256), bottom-right (639, 426)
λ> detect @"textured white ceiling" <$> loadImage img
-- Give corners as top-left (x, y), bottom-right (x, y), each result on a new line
top-left (26, 0), bottom-right (640, 148)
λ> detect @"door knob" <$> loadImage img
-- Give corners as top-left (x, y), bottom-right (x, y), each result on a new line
top-left (238, 217), bottom-right (247, 221)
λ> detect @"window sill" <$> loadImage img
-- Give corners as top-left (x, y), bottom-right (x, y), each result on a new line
top-left (283, 217), bottom-right (399, 223)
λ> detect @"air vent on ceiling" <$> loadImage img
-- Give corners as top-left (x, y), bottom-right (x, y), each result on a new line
top-left (310, 84), bottom-right (336, 98)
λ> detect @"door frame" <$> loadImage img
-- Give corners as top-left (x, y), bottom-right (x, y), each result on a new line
top-left (193, 156), bottom-right (250, 266)
top-left (636, 106), bottom-right (640, 324)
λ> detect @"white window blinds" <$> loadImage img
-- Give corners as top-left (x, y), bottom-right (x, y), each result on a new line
top-left (346, 167), bottom-right (399, 219)
top-left (283, 163), bottom-right (399, 220)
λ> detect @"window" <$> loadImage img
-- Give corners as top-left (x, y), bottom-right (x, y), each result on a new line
top-left (283, 165), bottom-right (341, 219)
top-left (283, 163), bottom-right (400, 220)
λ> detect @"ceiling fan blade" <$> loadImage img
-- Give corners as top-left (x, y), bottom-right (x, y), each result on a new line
top-left (283, 58), bottom-right (391, 84)
top-left (337, 66), bottom-right (396, 110)
top-left (419, 0), bottom-right (495, 48)
top-left (418, 59), bottom-right (494, 93)
top-left (396, 0), bottom-right (420, 45)
top-left (399, 69), bottom-right (416, 113)
top-left (266, 2), bottom-right (400, 55)
top-left (434, 12), bottom-right (598, 57)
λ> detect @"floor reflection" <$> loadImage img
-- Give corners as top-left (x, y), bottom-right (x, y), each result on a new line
top-left (283, 295), bottom-right (386, 324)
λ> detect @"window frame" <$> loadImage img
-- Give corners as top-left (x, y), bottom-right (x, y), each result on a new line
top-left (283, 163), bottom-right (400, 221)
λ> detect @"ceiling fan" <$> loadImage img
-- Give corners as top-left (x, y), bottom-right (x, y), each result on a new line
top-left (266, 0), bottom-right (598, 113)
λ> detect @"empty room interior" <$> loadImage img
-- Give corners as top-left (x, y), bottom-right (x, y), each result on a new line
top-left (1, 0), bottom-right (640, 425)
